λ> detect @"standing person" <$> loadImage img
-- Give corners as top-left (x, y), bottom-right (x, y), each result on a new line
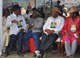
top-left (55, 0), bottom-right (63, 15)
top-left (4, 5), bottom-right (27, 57)
top-left (2, 8), bottom-right (10, 53)
top-left (39, 7), bottom-right (45, 19)
top-left (24, 9), bottom-right (44, 57)
top-left (27, 2), bottom-right (32, 13)
top-left (37, 7), bottom-right (64, 58)
top-left (23, 9), bottom-right (32, 23)
top-left (61, 6), bottom-right (80, 58)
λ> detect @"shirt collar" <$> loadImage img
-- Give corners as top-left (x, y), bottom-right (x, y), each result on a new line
top-left (52, 16), bottom-right (60, 19)
top-left (12, 13), bottom-right (17, 17)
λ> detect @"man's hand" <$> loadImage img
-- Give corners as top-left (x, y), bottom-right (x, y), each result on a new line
top-left (28, 24), bottom-right (34, 30)
top-left (20, 29), bottom-right (24, 32)
top-left (45, 29), bottom-right (55, 35)
top-left (12, 20), bottom-right (17, 23)
top-left (65, 31), bottom-right (70, 36)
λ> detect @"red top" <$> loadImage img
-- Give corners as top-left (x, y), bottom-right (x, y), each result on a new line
top-left (61, 16), bottom-right (80, 45)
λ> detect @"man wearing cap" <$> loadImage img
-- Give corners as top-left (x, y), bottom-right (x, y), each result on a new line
top-left (4, 5), bottom-right (27, 57)
top-left (61, 6), bottom-right (80, 58)
top-left (37, 7), bottom-right (64, 58)
top-left (24, 9), bottom-right (44, 57)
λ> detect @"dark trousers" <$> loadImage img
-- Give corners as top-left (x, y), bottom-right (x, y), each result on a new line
top-left (6, 32), bottom-right (25, 53)
top-left (39, 33), bottom-right (59, 54)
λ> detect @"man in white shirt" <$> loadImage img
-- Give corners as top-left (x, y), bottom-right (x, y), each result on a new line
top-left (37, 7), bottom-right (64, 58)
top-left (4, 5), bottom-right (27, 57)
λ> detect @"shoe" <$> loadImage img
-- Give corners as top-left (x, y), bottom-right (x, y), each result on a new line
top-left (17, 51), bottom-right (24, 56)
top-left (35, 50), bottom-right (40, 57)
top-left (4, 52), bottom-right (9, 57)
top-left (67, 56), bottom-right (73, 58)
top-left (67, 56), bottom-right (70, 58)
top-left (37, 54), bottom-right (43, 58)
top-left (69, 55), bottom-right (73, 58)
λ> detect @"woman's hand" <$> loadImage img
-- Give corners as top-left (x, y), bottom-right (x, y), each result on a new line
top-left (65, 31), bottom-right (70, 36)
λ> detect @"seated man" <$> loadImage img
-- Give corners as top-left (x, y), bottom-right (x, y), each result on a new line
top-left (37, 7), bottom-right (65, 58)
top-left (61, 6), bottom-right (80, 58)
top-left (24, 9), bottom-right (44, 57)
top-left (4, 5), bottom-right (27, 57)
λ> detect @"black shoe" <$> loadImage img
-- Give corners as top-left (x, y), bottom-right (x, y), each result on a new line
top-left (37, 54), bottom-right (43, 58)
top-left (17, 51), bottom-right (24, 56)
top-left (4, 52), bottom-right (9, 57)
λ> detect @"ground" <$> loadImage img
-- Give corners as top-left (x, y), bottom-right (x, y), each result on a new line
top-left (0, 50), bottom-right (80, 58)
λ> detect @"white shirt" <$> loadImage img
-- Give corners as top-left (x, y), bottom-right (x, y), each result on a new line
top-left (23, 13), bottom-right (32, 20)
top-left (6, 13), bottom-right (27, 35)
top-left (43, 16), bottom-right (64, 35)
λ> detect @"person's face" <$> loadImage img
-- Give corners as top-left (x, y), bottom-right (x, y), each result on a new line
top-left (26, 10), bottom-right (29, 14)
top-left (15, 9), bottom-right (21, 15)
top-left (70, 12), bottom-right (77, 18)
top-left (4, 10), bottom-right (10, 17)
top-left (51, 10), bottom-right (59, 18)
top-left (32, 12), bottom-right (38, 18)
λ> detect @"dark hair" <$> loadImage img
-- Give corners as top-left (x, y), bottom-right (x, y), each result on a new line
top-left (3, 8), bottom-right (10, 16)
top-left (12, 5), bottom-right (21, 11)
top-left (32, 7), bottom-right (36, 11)
top-left (57, 0), bottom-right (61, 4)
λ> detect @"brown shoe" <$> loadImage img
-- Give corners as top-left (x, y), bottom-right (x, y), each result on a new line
top-left (67, 56), bottom-right (70, 58)
top-left (69, 55), bottom-right (73, 58)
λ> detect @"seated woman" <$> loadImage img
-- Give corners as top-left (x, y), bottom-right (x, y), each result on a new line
top-left (61, 6), bottom-right (80, 58)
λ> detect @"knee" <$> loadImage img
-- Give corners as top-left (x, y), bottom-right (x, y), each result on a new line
top-left (24, 33), bottom-right (28, 39)
top-left (33, 34), bottom-right (38, 39)
top-left (18, 32), bottom-right (24, 36)
top-left (10, 35), bottom-right (16, 41)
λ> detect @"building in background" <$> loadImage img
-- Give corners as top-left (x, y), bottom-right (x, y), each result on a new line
top-left (63, 0), bottom-right (80, 7)
top-left (3, 0), bottom-right (80, 8)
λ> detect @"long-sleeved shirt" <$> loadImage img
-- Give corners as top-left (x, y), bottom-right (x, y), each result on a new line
top-left (61, 16), bottom-right (80, 45)
top-left (2, 16), bottom-right (9, 32)
top-left (28, 17), bottom-right (44, 33)
top-left (2, 16), bottom-right (9, 46)
top-left (43, 16), bottom-right (64, 35)
top-left (6, 13), bottom-right (27, 35)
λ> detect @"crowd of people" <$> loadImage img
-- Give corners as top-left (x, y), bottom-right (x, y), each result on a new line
top-left (0, 1), bottom-right (80, 58)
